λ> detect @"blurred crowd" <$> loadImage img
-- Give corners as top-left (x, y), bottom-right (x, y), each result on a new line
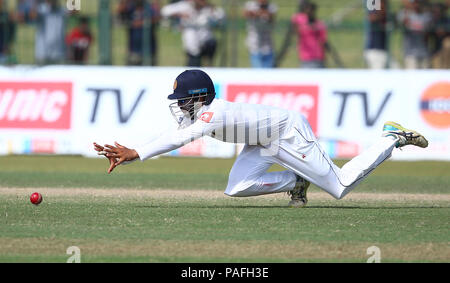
top-left (1, 0), bottom-right (93, 64)
top-left (364, 0), bottom-right (450, 69)
top-left (0, 0), bottom-right (449, 68)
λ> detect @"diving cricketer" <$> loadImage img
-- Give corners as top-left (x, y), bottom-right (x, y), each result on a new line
top-left (93, 69), bottom-right (428, 207)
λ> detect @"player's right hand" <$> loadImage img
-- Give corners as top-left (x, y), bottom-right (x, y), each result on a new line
top-left (93, 142), bottom-right (118, 174)
top-left (103, 142), bottom-right (139, 169)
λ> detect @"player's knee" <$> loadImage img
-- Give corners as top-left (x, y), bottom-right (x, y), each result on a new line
top-left (333, 192), bottom-right (345, 200)
top-left (330, 188), bottom-right (350, 200)
top-left (225, 182), bottom-right (255, 197)
top-left (224, 190), bottom-right (244, 197)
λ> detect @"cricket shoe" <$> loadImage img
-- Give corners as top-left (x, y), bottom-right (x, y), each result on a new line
top-left (382, 121), bottom-right (428, 148)
top-left (287, 175), bottom-right (310, 208)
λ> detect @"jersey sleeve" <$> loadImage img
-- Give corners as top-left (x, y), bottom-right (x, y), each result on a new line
top-left (134, 119), bottom-right (216, 161)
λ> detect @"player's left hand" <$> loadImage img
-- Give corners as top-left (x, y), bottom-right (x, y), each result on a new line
top-left (103, 142), bottom-right (139, 173)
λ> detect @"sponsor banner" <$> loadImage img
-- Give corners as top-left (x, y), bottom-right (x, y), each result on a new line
top-left (315, 71), bottom-right (449, 160)
top-left (0, 66), bottom-right (448, 160)
top-left (0, 135), bottom-right (72, 155)
top-left (0, 82), bottom-right (72, 129)
top-left (0, 67), bottom-right (235, 158)
top-left (226, 84), bottom-right (319, 134)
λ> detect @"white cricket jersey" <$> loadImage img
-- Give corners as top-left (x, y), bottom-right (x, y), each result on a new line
top-left (135, 99), bottom-right (299, 161)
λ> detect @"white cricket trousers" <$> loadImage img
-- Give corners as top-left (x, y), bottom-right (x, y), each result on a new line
top-left (224, 114), bottom-right (397, 199)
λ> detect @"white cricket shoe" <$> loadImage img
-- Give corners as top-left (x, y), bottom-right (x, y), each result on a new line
top-left (382, 121), bottom-right (429, 148)
top-left (287, 175), bottom-right (310, 208)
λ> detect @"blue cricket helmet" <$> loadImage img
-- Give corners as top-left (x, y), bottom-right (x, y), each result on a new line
top-left (168, 69), bottom-right (216, 105)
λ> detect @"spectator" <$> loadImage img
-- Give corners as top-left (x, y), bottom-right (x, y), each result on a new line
top-left (364, 0), bottom-right (389, 69)
top-left (0, 0), bottom-right (16, 64)
top-left (34, 0), bottom-right (66, 65)
top-left (431, 36), bottom-right (450, 69)
top-left (243, 0), bottom-right (277, 68)
top-left (16, 0), bottom-right (36, 24)
top-left (161, 0), bottom-right (225, 67)
top-left (168, 0), bottom-right (182, 29)
top-left (277, 1), bottom-right (331, 68)
top-left (428, 2), bottom-right (450, 58)
top-left (118, 0), bottom-right (160, 66)
top-left (397, 0), bottom-right (432, 69)
top-left (66, 16), bottom-right (93, 65)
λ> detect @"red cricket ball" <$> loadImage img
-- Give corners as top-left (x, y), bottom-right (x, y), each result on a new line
top-left (30, 192), bottom-right (43, 205)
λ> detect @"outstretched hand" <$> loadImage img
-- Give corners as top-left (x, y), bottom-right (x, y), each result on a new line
top-left (93, 142), bottom-right (139, 174)
top-left (103, 142), bottom-right (139, 172)
top-left (93, 142), bottom-right (118, 174)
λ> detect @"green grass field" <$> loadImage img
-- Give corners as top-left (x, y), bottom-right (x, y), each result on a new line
top-left (0, 155), bottom-right (449, 263)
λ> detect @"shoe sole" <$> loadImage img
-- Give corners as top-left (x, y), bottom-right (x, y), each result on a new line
top-left (383, 121), bottom-right (428, 148)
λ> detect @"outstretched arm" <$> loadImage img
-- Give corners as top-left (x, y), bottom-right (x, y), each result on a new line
top-left (94, 119), bottom-right (215, 173)
top-left (134, 120), bottom-right (213, 161)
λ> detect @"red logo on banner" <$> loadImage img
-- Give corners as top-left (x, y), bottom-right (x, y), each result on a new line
top-left (226, 84), bottom-right (319, 133)
top-left (0, 82), bottom-right (72, 129)
top-left (32, 139), bottom-right (56, 154)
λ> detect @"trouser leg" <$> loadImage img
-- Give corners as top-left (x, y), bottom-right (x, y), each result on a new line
top-left (224, 145), bottom-right (297, 197)
top-left (271, 116), bottom-right (397, 199)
